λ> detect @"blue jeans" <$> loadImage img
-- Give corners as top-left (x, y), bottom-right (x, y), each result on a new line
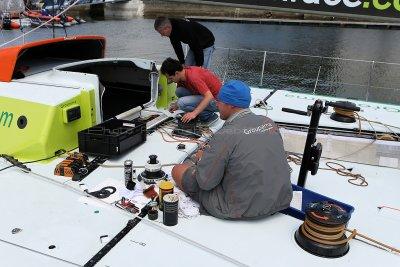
top-left (184, 45), bottom-right (215, 69)
top-left (176, 87), bottom-right (218, 122)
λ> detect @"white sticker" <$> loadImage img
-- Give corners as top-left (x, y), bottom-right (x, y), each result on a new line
top-left (290, 191), bottom-right (303, 211)
top-left (379, 156), bottom-right (399, 168)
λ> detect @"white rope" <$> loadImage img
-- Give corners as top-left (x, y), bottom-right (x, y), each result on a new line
top-left (0, 0), bottom-right (81, 48)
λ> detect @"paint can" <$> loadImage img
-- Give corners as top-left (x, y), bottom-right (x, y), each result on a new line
top-left (158, 180), bottom-right (174, 211)
top-left (163, 193), bottom-right (178, 226)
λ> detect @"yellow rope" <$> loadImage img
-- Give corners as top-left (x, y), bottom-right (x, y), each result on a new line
top-left (332, 107), bottom-right (399, 141)
top-left (300, 217), bottom-right (400, 253)
top-left (286, 154), bottom-right (368, 186)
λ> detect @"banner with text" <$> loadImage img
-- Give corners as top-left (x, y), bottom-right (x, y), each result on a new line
top-left (170, 0), bottom-right (400, 20)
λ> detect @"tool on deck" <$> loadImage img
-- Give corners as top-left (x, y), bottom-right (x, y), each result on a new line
top-left (54, 152), bottom-right (107, 181)
top-left (115, 197), bottom-right (139, 214)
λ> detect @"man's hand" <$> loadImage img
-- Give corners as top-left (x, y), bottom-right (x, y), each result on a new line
top-left (169, 102), bottom-right (179, 113)
top-left (181, 111), bottom-right (198, 123)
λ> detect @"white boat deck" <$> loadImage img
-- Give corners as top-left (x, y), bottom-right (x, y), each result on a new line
top-left (0, 89), bottom-right (399, 266)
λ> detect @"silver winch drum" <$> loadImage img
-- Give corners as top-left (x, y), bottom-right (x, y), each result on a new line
top-left (137, 155), bottom-right (167, 184)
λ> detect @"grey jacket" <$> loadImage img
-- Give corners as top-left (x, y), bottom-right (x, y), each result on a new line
top-left (193, 110), bottom-right (293, 219)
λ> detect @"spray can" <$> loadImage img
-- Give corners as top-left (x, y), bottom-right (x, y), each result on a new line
top-left (163, 193), bottom-right (179, 226)
top-left (158, 180), bottom-right (174, 211)
top-left (124, 160), bottom-right (133, 189)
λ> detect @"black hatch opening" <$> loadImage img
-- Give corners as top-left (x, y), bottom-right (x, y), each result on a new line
top-left (60, 60), bottom-right (152, 121)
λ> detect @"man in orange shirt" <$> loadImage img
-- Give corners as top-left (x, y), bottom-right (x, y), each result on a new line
top-left (160, 57), bottom-right (222, 124)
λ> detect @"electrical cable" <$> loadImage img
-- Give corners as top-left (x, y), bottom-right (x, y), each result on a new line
top-left (158, 128), bottom-right (205, 145)
top-left (98, 163), bottom-right (178, 168)
top-left (0, 148), bottom-right (73, 173)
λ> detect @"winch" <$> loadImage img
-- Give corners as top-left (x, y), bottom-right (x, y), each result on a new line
top-left (295, 201), bottom-right (351, 258)
top-left (138, 155), bottom-right (167, 184)
top-left (327, 101), bottom-right (360, 123)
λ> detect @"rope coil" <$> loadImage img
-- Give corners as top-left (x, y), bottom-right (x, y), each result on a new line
top-left (298, 216), bottom-right (400, 255)
top-left (333, 107), bottom-right (356, 119)
top-left (324, 161), bottom-right (368, 187)
top-left (300, 217), bottom-right (356, 246)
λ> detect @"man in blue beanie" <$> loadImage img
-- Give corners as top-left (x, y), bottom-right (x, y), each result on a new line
top-left (172, 80), bottom-right (293, 220)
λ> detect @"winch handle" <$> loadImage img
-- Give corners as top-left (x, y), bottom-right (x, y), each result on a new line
top-left (325, 101), bottom-right (360, 111)
top-left (282, 107), bottom-right (309, 116)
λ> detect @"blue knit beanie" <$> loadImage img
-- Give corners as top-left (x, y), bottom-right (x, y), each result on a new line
top-left (217, 80), bottom-right (251, 108)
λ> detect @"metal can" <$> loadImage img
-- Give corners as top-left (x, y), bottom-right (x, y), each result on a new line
top-left (163, 193), bottom-right (179, 226)
top-left (124, 160), bottom-right (133, 188)
top-left (148, 201), bottom-right (159, 221)
top-left (158, 180), bottom-right (174, 211)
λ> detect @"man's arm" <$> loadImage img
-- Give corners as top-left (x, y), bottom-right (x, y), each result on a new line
top-left (171, 147), bottom-right (204, 190)
top-left (170, 38), bottom-right (185, 64)
top-left (195, 133), bottom-right (232, 191)
top-left (171, 163), bottom-right (192, 190)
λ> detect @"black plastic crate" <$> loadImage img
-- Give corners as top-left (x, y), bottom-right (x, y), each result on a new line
top-left (78, 118), bottom-right (146, 157)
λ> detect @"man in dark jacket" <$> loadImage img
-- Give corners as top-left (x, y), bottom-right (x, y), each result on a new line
top-left (154, 17), bottom-right (215, 68)
top-left (172, 80), bottom-right (293, 220)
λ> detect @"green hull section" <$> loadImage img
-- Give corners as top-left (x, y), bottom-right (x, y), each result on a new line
top-left (0, 90), bottom-right (96, 162)
top-left (156, 73), bottom-right (177, 109)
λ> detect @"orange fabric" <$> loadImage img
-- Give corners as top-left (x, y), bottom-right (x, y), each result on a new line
top-left (10, 22), bottom-right (20, 29)
top-left (0, 36), bottom-right (105, 82)
top-left (23, 11), bottom-right (61, 22)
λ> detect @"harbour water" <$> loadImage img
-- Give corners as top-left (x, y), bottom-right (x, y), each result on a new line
top-left (2, 17), bottom-right (400, 104)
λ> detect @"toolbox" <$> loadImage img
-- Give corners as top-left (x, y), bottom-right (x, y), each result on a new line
top-left (78, 118), bottom-right (146, 157)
